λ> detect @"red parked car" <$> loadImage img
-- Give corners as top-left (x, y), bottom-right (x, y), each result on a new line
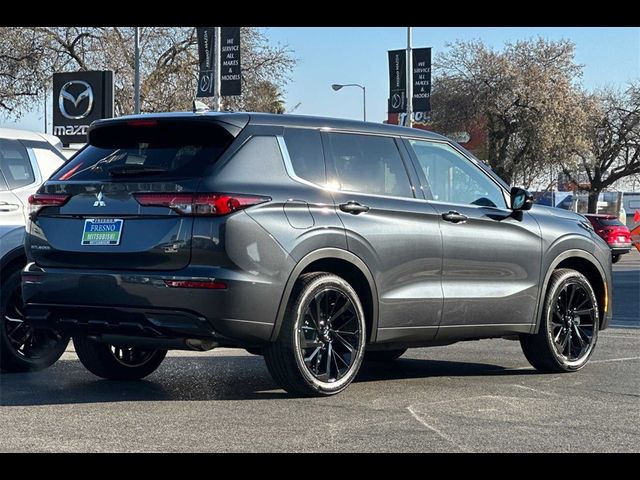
top-left (584, 214), bottom-right (632, 263)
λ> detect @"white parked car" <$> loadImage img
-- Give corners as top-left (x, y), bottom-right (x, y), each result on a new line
top-left (1, 128), bottom-right (70, 372)
top-left (0, 127), bottom-right (67, 225)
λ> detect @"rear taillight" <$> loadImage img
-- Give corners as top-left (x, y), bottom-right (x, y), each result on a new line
top-left (133, 193), bottom-right (270, 216)
top-left (28, 193), bottom-right (71, 215)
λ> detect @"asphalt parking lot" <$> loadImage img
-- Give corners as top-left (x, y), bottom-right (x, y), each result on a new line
top-left (1, 251), bottom-right (638, 452)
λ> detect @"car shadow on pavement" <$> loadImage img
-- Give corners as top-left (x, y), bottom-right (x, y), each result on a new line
top-left (0, 354), bottom-right (536, 406)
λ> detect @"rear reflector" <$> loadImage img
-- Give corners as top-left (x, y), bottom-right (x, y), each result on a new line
top-left (133, 192), bottom-right (270, 216)
top-left (164, 279), bottom-right (227, 289)
top-left (28, 193), bottom-right (71, 215)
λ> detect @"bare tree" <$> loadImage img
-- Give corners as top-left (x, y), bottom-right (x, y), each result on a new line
top-left (0, 27), bottom-right (296, 118)
top-left (562, 82), bottom-right (640, 212)
top-left (431, 38), bottom-right (591, 187)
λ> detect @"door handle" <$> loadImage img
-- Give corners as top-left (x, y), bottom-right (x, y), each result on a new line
top-left (339, 201), bottom-right (370, 215)
top-left (442, 211), bottom-right (468, 224)
top-left (0, 203), bottom-right (20, 212)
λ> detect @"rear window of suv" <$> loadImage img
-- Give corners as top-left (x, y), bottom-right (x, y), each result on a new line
top-left (51, 120), bottom-right (235, 181)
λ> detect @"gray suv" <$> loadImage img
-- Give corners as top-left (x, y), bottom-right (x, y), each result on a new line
top-left (15, 113), bottom-right (613, 396)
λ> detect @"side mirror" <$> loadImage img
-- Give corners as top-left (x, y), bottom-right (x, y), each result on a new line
top-left (510, 187), bottom-right (533, 211)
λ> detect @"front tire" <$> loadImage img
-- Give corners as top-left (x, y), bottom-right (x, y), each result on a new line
top-left (73, 336), bottom-right (167, 380)
top-left (520, 269), bottom-right (599, 373)
top-left (1, 267), bottom-right (69, 372)
top-left (263, 272), bottom-right (367, 397)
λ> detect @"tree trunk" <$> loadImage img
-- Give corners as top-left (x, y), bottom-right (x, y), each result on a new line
top-left (587, 190), bottom-right (600, 213)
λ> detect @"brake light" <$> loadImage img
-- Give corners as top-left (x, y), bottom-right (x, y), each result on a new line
top-left (133, 193), bottom-right (270, 216)
top-left (127, 119), bottom-right (159, 127)
top-left (28, 193), bottom-right (71, 215)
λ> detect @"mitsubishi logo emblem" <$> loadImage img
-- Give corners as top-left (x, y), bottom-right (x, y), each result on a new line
top-left (59, 80), bottom-right (94, 120)
top-left (93, 191), bottom-right (106, 207)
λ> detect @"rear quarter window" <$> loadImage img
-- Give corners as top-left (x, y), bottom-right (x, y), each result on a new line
top-left (283, 128), bottom-right (326, 185)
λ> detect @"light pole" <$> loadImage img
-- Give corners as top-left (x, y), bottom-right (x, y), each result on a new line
top-left (214, 26), bottom-right (222, 111)
top-left (406, 26), bottom-right (413, 128)
top-left (331, 83), bottom-right (366, 121)
top-left (43, 87), bottom-right (47, 133)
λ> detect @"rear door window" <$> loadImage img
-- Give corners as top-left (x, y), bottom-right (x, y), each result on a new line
top-left (0, 139), bottom-right (36, 189)
top-left (324, 132), bottom-right (414, 198)
top-left (51, 120), bottom-right (235, 181)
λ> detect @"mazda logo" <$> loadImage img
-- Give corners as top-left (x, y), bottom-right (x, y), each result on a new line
top-left (59, 80), bottom-right (94, 120)
top-left (391, 93), bottom-right (402, 110)
top-left (200, 75), bottom-right (210, 93)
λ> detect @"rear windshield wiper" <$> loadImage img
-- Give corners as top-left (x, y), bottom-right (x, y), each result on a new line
top-left (107, 165), bottom-right (168, 176)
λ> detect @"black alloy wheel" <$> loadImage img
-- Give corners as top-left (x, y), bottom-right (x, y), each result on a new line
top-left (520, 268), bottom-right (599, 373)
top-left (264, 272), bottom-right (367, 396)
top-left (1, 268), bottom-right (69, 372)
top-left (297, 287), bottom-right (361, 383)
top-left (548, 281), bottom-right (597, 364)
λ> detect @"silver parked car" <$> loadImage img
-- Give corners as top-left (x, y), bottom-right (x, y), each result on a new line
top-left (0, 127), bottom-right (67, 226)
top-left (0, 129), bottom-right (69, 371)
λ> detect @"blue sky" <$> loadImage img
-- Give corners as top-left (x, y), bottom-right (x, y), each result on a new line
top-left (2, 27), bottom-right (639, 132)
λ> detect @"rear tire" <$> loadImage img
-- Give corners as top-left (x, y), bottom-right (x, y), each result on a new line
top-left (73, 336), bottom-right (167, 380)
top-left (1, 267), bottom-right (69, 373)
top-left (520, 269), bottom-right (599, 373)
top-left (263, 272), bottom-right (366, 397)
top-left (364, 349), bottom-right (407, 362)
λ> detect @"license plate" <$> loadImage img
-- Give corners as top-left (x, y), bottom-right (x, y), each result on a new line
top-left (82, 218), bottom-right (123, 246)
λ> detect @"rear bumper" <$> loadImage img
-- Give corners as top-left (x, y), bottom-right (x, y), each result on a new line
top-left (609, 244), bottom-right (632, 255)
top-left (22, 262), bottom-right (287, 346)
top-left (25, 304), bottom-right (228, 349)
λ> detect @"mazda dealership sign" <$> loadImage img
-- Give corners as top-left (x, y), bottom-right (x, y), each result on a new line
top-left (53, 71), bottom-right (114, 145)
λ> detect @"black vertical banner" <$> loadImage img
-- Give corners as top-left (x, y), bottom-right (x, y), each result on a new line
top-left (196, 27), bottom-right (215, 97)
top-left (412, 47), bottom-right (432, 113)
top-left (220, 27), bottom-right (241, 96)
top-left (387, 49), bottom-right (406, 114)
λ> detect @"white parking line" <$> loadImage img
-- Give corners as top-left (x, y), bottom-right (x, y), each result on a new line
top-left (406, 405), bottom-right (471, 453)
top-left (512, 384), bottom-right (560, 396)
top-left (590, 356), bottom-right (640, 364)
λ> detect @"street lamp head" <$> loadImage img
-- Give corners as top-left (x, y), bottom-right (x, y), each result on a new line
top-left (331, 84), bottom-right (343, 91)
